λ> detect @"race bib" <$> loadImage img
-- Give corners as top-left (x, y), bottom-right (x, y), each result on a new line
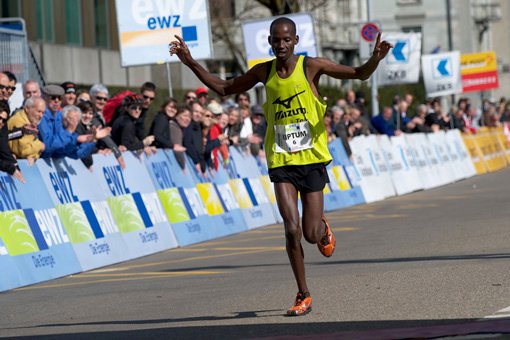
top-left (274, 121), bottom-right (313, 153)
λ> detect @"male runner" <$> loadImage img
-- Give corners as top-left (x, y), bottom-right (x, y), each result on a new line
top-left (170, 17), bottom-right (392, 316)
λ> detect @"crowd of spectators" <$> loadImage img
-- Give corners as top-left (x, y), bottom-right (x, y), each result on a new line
top-left (325, 90), bottom-right (507, 157)
top-left (0, 71), bottom-right (506, 182)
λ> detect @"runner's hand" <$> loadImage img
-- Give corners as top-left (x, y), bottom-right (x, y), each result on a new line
top-left (169, 35), bottom-right (192, 65)
top-left (372, 32), bottom-right (393, 61)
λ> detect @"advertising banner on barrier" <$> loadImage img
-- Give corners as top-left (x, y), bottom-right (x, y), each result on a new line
top-left (0, 160), bottom-right (81, 291)
top-left (145, 150), bottom-right (246, 246)
top-left (422, 51), bottom-right (462, 98)
top-left (462, 134), bottom-right (487, 174)
top-left (426, 132), bottom-right (456, 185)
top-left (377, 32), bottom-right (422, 86)
top-left (430, 132), bottom-right (465, 181)
top-left (403, 133), bottom-right (440, 189)
top-left (327, 139), bottom-right (365, 207)
top-left (91, 153), bottom-right (178, 256)
top-left (364, 135), bottom-right (396, 197)
top-left (226, 147), bottom-right (277, 229)
top-left (36, 158), bottom-right (131, 271)
top-left (115, 0), bottom-right (212, 66)
top-left (446, 130), bottom-right (477, 178)
top-left (392, 135), bottom-right (424, 193)
top-left (379, 134), bottom-right (420, 195)
top-left (348, 136), bottom-right (387, 203)
top-left (474, 132), bottom-right (507, 172)
top-left (254, 156), bottom-right (283, 222)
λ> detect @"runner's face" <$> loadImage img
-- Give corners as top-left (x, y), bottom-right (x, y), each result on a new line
top-left (268, 23), bottom-right (298, 60)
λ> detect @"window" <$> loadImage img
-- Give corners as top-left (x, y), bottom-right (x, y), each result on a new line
top-left (36, 0), bottom-right (54, 42)
top-left (65, 0), bottom-right (82, 45)
top-left (94, 0), bottom-right (109, 48)
top-left (397, 0), bottom-right (422, 5)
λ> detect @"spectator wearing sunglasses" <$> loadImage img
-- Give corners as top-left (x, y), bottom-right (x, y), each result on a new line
top-left (183, 90), bottom-right (197, 106)
top-left (111, 94), bottom-right (155, 155)
top-left (3, 71), bottom-right (17, 101)
top-left (0, 73), bottom-right (10, 103)
top-left (137, 81), bottom-right (157, 140)
top-left (61, 81), bottom-right (77, 107)
top-left (38, 85), bottom-right (95, 158)
top-left (90, 84), bottom-right (109, 126)
top-left (0, 101), bottom-right (24, 183)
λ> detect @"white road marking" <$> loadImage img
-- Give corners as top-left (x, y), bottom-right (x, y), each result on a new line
top-left (483, 305), bottom-right (510, 319)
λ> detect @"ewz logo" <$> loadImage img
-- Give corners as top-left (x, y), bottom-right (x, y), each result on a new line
top-left (387, 39), bottom-right (410, 64)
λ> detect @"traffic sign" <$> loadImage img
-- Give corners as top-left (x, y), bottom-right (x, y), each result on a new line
top-left (360, 23), bottom-right (379, 42)
top-left (359, 21), bottom-right (380, 60)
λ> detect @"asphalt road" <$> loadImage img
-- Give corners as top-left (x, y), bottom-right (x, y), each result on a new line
top-left (2, 168), bottom-right (510, 339)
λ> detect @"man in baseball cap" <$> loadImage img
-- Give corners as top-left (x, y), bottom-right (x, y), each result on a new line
top-left (196, 87), bottom-right (208, 106)
top-left (61, 81), bottom-right (77, 106)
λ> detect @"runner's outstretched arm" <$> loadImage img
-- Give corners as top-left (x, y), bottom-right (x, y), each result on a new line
top-left (309, 32), bottom-right (393, 81)
top-left (169, 35), bottom-right (265, 96)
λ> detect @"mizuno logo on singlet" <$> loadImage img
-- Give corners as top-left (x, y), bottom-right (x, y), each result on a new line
top-left (272, 90), bottom-right (305, 109)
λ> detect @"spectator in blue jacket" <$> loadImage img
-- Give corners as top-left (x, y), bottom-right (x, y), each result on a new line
top-left (38, 84), bottom-right (70, 157)
top-left (372, 106), bottom-right (401, 136)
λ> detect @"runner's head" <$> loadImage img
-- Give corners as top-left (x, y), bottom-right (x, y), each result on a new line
top-left (268, 17), bottom-right (298, 61)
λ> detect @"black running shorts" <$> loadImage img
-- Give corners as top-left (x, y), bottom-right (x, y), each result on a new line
top-left (268, 163), bottom-right (330, 193)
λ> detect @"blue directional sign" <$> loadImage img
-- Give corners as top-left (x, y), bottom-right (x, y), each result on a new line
top-left (432, 57), bottom-right (452, 78)
top-left (392, 41), bottom-right (406, 61)
top-left (387, 39), bottom-right (410, 64)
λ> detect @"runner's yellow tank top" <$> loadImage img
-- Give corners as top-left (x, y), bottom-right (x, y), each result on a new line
top-left (263, 55), bottom-right (332, 169)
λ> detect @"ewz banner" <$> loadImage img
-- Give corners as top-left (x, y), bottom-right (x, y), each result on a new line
top-left (144, 150), bottom-right (246, 246)
top-left (36, 157), bottom-right (134, 271)
top-left (0, 161), bottom-right (81, 291)
top-left (327, 139), bottom-right (365, 207)
top-left (91, 152), bottom-right (178, 257)
top-left (226, 147), bottom-right (277, 229)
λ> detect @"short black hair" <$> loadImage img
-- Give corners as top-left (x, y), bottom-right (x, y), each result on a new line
top-left (269, 17), bottom-right (296, 36)
top-left (140, 81), bottom-right (156, 93)
top-left (3, 71), bottom-right (17, 83)
top-left (0, 100), bottom-right (10, 115)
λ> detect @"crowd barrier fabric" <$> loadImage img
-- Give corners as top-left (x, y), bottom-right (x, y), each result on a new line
top-left (36, 158), bottom-right (130, 271)
top-left (254, 156), bottom-right (283, 223)
top-left (409, 133), bottom-right (440, 189)
top-left (422, 133), bottom-right (454, 186)
top-left (377, 135), bottom-right (421, 195)
top-left (349, 136), bottom-right (392, 203)
top-left (430, 131), bottom-right (465, 182)
top-left (226, 147), bottom-right (278, 229)
top-left (365, 135), bottom-right (397, 197)
top-left (91, 153), bottom-right (178, 256)
top-left (0, 160), bottom-right (81, 292)
top-left (474, 132), bottom-right (507, 172)
top-left (446, 130), bottom-right (477, 179)
top-left (380, 135), bottom-right (421, 195)
top-left (462, 134), bottom-right (488, 174)
top-left (327, 139), bottom-right (365, 207)
top-left (497, 126), bottom-right (510, 163)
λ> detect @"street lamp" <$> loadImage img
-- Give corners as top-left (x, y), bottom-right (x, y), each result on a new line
top-left (472, 0), bottom-right (501, 45)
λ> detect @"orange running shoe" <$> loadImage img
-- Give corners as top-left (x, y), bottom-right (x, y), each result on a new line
top-left (317, 215), bottom-right (335, 257)
top-left (287, 291), bottom-right (312, 316)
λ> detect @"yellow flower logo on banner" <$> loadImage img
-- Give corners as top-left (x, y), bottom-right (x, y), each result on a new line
top-left (196, 183), bottom-right (224, 216)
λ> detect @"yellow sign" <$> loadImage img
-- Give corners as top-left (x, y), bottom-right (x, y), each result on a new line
top-left (460, 51), bottom-right (497, 75)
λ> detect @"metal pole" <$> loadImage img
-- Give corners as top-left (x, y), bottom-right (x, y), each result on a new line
top-left (367, 0), bottom-right (379, 117)
top-left (166, 62), bottom-right (173, 98)
top-left (446, 0), bottom-right (455, 107)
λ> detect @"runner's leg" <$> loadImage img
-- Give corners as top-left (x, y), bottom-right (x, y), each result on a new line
top-left (274, 182), bottom-right (308, 293)
top-left (301, 190), bottom-right (325, 244)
